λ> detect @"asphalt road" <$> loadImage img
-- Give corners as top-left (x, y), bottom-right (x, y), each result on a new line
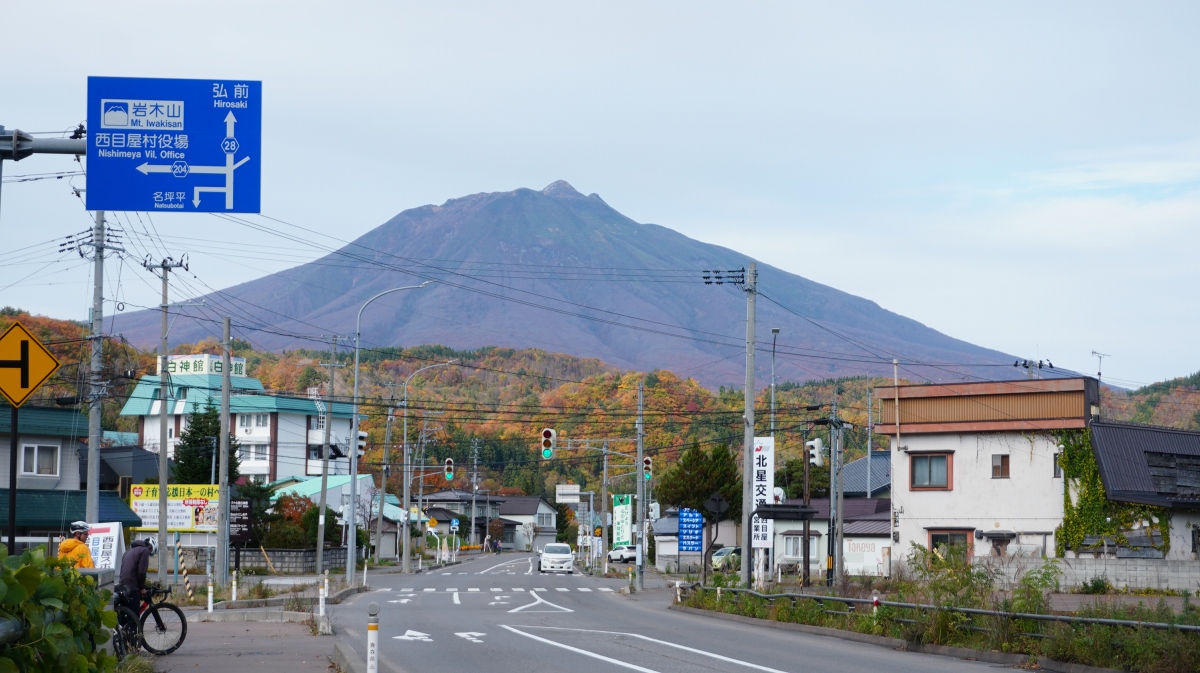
top-left (333, 553), bottom-right (995, 673)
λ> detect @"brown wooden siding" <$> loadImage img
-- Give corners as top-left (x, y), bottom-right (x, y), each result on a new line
top-left (880, 391), bottom-right (1086, 425)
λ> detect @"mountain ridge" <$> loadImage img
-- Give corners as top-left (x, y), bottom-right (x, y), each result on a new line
top-left (111, 181), bottom-right (1019, 387)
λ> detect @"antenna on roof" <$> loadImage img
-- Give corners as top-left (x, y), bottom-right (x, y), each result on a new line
top-left (1091, 351), bottom-right (1111, 383)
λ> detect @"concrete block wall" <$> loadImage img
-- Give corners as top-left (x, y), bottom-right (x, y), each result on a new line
top-left (976, 556), bottom-right (1200, 592)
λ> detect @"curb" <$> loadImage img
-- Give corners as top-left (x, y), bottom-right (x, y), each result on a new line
top-left (669, 605), bottom-right (1128, 673)
top-left (332, 640), bottom-right (366, 673)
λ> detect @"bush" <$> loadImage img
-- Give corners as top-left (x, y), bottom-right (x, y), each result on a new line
top-left (0, 544), bottom-right (117, 673)
top-left (1080, 576), bottom-right (1112, 595)
top-left (262, 522), bottom-right (309, 549)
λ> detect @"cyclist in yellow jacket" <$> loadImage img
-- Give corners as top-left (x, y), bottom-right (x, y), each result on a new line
top-left (58, 521), bottom-right (96, 569)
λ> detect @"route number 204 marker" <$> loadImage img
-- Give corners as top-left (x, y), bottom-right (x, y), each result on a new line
top-left (86, 76), bottom-right (262, 213)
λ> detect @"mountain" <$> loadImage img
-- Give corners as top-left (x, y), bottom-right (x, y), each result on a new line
top-left (111, 181), bottom-right (1019, 387)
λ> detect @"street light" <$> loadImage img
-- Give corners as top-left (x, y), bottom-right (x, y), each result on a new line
top-left (401, 358), bottom-right (458, 573)
top-left (350, 281), bottom-right (434, 582)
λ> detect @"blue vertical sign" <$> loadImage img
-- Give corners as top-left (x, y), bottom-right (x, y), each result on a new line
top-left (86, 76), bottom-right (262, 213)
top-left (677, 508), bottom-right (704, 552)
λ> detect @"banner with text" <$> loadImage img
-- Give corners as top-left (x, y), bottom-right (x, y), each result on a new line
top-left (751, 436), bottom-right (775, 548)
top-left (612, 494), bottom-right (633, 547)
top-left (129, 484), bottom-right (220, 532)
top-left (85, 522), bottom-right (125, 570)
top-left (678, 508), bottom-right (703, 552)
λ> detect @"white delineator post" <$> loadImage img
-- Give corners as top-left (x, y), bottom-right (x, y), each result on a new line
top-left (207, 584), bottom-right (213, 613)
top-left (232, 573), bottom-right (238, 602)
top-left (367, 602), bottom-right (379, 673)
top-left (321, 570), bottom-right (329, 617)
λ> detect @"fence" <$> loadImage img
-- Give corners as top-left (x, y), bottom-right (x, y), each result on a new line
top-left (680, 584), bottom-right (1200, 636)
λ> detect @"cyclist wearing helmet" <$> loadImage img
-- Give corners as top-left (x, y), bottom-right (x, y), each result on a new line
top-left (58, 521), bottom-right (95, 569)
top-left (118, 537), bottom-right (156, 609)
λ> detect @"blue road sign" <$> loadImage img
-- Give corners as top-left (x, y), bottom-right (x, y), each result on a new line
top-left (678, 507), bottom-right (704, 552)
top-left (86, 77), bottom-right (261, 213)
top-left (451, 518), bottom-right (459, 529)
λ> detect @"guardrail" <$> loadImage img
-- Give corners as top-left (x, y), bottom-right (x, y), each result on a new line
top-left (680, 584), bottom-right (1200, 635)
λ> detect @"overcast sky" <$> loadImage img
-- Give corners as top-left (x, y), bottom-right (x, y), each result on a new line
top-left (3, 2), bottom-right (1198, 388)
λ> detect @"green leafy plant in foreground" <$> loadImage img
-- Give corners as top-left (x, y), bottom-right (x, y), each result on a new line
top-left (0, 544), bottom-right (117, 673)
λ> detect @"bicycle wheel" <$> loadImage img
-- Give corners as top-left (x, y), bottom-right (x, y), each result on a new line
top-left (138, 602), bottom-right (187, 655)
top-left (114, 605), bottom-right (141, 656)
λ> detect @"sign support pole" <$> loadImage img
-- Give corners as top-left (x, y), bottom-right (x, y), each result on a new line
top-left (147, 258), bottom-right (185, 583)
top-left (635, 381), bottom-right (645, 591)
top-left (7, 405), bottom-right (16, 552)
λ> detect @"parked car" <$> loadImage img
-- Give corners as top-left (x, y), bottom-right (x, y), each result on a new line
top-left (539, 543), bottom-right (574, 574)
top-left (711, 546), bottom-right (741, 570)
top-left (607, 545), bottom-right (637, 563)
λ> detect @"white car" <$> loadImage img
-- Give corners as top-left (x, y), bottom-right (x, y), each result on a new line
top-left (539, 543), bottom-right (574, 574)
top-left (607, 545), bottom-right (637, 563)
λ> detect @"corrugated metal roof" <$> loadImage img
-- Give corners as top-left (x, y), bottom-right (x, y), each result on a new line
top-left (118, 375), bottom-right (357, 419)
top-left (271, 474), bottom-right (374, 500)
top-left (843, 520), bottom-right (890, 536)
top-left (1091, 421), bottom-right (1200, 509)
top-left (0, 404), bottom-right (89, 438)
top-left (0, 489), bottom-right (141, 528)
top-left (841, 452), bottom-right (891, 496)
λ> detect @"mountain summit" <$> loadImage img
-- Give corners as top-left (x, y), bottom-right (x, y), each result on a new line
top-left (113, 182), bottom-right (1014, 386)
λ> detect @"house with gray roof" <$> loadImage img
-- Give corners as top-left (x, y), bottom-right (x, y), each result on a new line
top-left (498, 496), bottom-right (557, 551)
top-left (119, 355), bottom-right (358, 482)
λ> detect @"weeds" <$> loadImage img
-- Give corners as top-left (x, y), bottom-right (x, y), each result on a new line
top-left (116, 653), bottom-right (156, 673)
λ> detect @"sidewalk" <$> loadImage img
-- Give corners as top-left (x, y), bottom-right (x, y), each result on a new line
top-left (154, 620), bottom-right (333, 673)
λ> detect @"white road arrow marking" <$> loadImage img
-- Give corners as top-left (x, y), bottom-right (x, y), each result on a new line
top-left (393, 630), bottom-right (432, 642)
top-left (456, 632), bottom-right (485, 643)
top-left (508, 590), bottom-right (573, 613)
top-left (224, 111), bottom-right (237, 137)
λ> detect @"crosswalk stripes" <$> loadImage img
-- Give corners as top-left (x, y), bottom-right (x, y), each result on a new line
top-left (399, 587), bottom-right (618, 594)
top-left (468, 588), bottom-right (480, 592)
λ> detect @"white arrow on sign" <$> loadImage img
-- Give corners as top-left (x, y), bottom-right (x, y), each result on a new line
top-left (393, 630), bottom-right (432, 642)
top-left (225, 111), bottom-right (237, 137)
top-left (455, 632), bottom-right (485, 643)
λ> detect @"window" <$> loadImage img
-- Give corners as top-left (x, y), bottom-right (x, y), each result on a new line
top-left (308, 444), bottom-right (325, 459)
top-left (238, 445), bottom-right (250, 462)
top-left (1053, 453), bottom-right (1062, 478)
top-left (992, 454), bottom-right (1010, 479)
top-left (929, 530), bottom-right (971, 552)
top-left (21, 445), bottom-right (58, 476)
top-left (537, 513), bottom-right (554, 528)
top-left (253, 444), bottom-right (268, 461)
top-left (168, 428), bottom-right (174, 439)
top-left (177, 387), bottom-right (188, 400)
top-left (239, 414), bottom-right (251, 428)
top-left (255, 413), bottom-right (268, 428)
top-left (784, 535), bottom-right (802, 557)
top-left (308, 415), bottom-right (325, 431)
top-left (502, 529), bottom-right (515, 543)
top-left (910, 454), bottom-right (950, 489)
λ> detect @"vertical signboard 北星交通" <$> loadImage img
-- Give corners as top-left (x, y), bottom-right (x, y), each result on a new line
top-left (751, 437), bottom-right (774, 548)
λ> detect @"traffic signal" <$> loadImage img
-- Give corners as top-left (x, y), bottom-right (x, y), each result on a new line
top-left (642, 456), bottom-right (652, 481)
top-left (805, 438), bottom-right (825, 467)
top-left (356, 430), bottom-right (368, 455)
top-left (444, 458), bottom-right (455, 481)
top-left (540, 428), bottom-right (556, 459)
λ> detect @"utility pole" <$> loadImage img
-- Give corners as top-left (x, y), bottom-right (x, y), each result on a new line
top-left (833, 398), bottom-right (845, 586)
top-left (740, 262), bottom-right (757, 588)
top-left (601, 441), bottom-right (609, 563)
top-left (470, 438), bottom-right (480, 546)
top-left (377, 398), bottom-right (395, 561)
top-left (866, 389), bottom-right (873, 500)
top-left (315, 337), bottom-right (342, 577)
top-left (85, 211), bottom-right (107, 523)
top-left (145, 257), bottom-right (186, 584)
top-left (635, 380), bottom-right (645, 591)
top-left (217, 317), bottom-right (231, 586)
top-left (802, 429), bottom-right (811, 587)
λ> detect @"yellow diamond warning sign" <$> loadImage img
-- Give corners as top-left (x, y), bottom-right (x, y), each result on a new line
top-left (0, 322), bottom-right (61, 407)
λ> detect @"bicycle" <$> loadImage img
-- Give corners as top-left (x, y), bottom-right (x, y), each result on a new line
top-left (113, 584), bottom-right (188, 656)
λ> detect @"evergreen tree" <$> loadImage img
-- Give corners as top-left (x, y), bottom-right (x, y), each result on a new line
top-left (235, 479), bottom-right (280, 547)
top-left (776, 459), bottom-right (830, 499)
top-left (171, 401), bottom-right (241, 484)
top-left (655, 440), bottom-right (742, 522)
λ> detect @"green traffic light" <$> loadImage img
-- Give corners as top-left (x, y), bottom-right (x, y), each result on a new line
top-left (542, 448), bottom-right (553, 459)
top-left (445, 471), bottom-right (453, 480)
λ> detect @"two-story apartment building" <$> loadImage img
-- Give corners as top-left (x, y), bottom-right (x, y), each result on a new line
top-left (120, 354), bottom-right (357, 482)
top-left (875, 377), bottom-right (1097, 559)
